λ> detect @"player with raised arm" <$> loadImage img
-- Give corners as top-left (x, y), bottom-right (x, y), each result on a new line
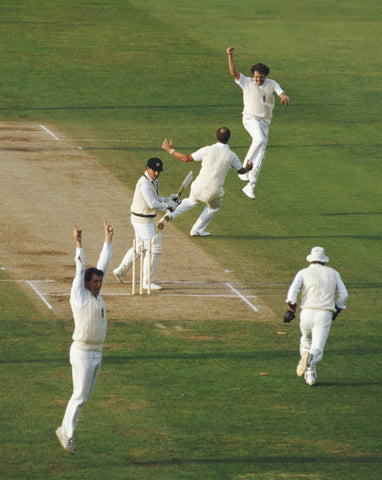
top-left (56, 219), bottom-right (113, 454)
top-left (158, 126), bottom-right (252, 236)
top-left (226, 46), bottom-right (290, 199)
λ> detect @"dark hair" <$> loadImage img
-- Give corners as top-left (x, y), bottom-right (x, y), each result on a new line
top-left (251, 63), bottom-right (270, 76)
top-left (85, 267), bottom-right (104, 282)
top-left (216, 126), bottom-right (231, 144)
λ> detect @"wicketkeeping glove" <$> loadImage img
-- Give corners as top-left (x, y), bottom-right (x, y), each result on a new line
top-left (283, 303), bottom-right (297, 323)
top-left (332, 305), bottom-right (342, 321)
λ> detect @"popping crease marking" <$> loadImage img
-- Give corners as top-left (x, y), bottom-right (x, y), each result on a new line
top-left (226, 282), bottom-right (259, 312)
top-left (40, 124), bottom-right (60, 140)
top-left (27, 281), bottom-right (53, 310)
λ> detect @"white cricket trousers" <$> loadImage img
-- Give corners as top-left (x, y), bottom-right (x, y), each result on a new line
top-left (299, 309), bottom-right (332, 367)
top-left (242, 116), bottom-right (269, 186)
top-left (119, 218), bottom-right (162, 283)
top-left (61, 343), bottom-right (102, 439)
top-left (172, 195), bottom-right (221, 234)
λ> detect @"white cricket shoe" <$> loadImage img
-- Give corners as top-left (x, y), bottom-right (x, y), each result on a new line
top-left (143, 282), bottom-right (163, 291)
top-left (242, 184), bottom-right (256, 199)
top-left (55, 427), bottom-right (76, 455)
top-left (296, 351), bottom-right (311, 377)
top-left (190, 231), bottom-right (211, 237)
top-left (238, 172), bottom-right (249, 182)
top-left (113, 268), bottom-right (126, 283)
top-left (305, 368), bottom-right (317, 386)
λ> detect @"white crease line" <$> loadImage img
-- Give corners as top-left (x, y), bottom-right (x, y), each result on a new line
top-left (157, 280), bottom-right (289, 286)
top-left (226, 282), bottom-right (259, 312)
top-left (27, 281), bottom-right (53, 310)
top-left (40, 125), bottom-right (60, 140)
top-left (40, 293), bottom-right (258, 299)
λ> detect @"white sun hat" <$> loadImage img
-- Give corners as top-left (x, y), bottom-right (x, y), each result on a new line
top-left (306, 246), bottom-right (329, 263)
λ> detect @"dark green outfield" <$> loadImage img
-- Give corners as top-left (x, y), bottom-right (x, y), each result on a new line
top-left (0, 1), bottom-right (381, 478)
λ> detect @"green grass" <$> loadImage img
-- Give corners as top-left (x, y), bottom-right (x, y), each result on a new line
top-left (1, 313), bottom-right (381, 479)
top-left (0, 0), bottom-right (381, 478)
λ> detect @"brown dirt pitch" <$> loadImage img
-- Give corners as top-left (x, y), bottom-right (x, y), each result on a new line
top-left (0, 122), bottom-right (275, 322)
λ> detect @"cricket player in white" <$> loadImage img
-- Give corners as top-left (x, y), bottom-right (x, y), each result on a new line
top-left (113, 157), bottom-right (179, 290)
top-left (284, 247), bottom-right (348, 386)
top-left (226, 46), bottom-right (290, 200)
top-left (160, 127), bottom-right (252, 236)
top-left (56, 219), bottom-right (113, 454)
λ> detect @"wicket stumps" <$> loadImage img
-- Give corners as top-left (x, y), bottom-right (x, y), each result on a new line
top-left (132, 238), bottom-right (152, 295)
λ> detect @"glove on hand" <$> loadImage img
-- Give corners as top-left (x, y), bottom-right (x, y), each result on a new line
top-left (169, 193), bottom-right (180, 203)
top-left (283, 303), bottom-right (296, 323)
top-left (332, 305), bottom-right (342, 321)
top-left (167, 199), bottom-right (179, 212)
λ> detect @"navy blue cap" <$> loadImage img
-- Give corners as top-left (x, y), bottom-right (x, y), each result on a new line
top-left (146, 157), bottom-right (163, 171)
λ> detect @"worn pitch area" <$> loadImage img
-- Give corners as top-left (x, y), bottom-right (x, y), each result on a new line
top-left (0, 123), bottom-right (276, 321)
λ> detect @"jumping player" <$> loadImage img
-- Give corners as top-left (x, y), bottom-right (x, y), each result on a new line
top-left (226, 46), bottom-right (290, 199)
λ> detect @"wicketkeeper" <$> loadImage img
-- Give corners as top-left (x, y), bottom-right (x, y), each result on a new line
top-left (113, 157), bottom-right (179, 290)
top-left (284, 247), bottom-right (348, 386)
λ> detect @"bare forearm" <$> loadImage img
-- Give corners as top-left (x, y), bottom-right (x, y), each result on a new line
top-left (226, 46), bottom-right (239, 79)
top-left (170, 149), bottom-right (194, 163)
top-left (228, 56), bottom-right (239, 78)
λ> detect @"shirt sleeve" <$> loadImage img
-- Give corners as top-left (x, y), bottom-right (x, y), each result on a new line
top-left (335, 271), bottom-right (348, 309)
top-left (140, 180), bottom-right (168, 211)
top-left (231, 153), bottom-right (242, 171)
top-left (70, 247), bottom-right (87, 307)
top-left (191, 146), bottom-right (209, 162)
top-left (286, 270), bottom-right (303, 304)
top-left (271, 79), bottom-right (284, 96)
top-left (235, 73), bottom-right (249, 89)
top-left (97, 241), bottom-right (113, 275)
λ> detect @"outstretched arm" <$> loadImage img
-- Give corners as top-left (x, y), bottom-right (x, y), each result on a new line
top-left (71, 224), bottom-right (86, 306)
top-left (97, 219), bottom-right (113, 273)
top-left (162, 138), bottom-right (194, 163)
top-left (226, 46), bottom-right (240, 80)
top-left (73, 224), bottom-right (82, 248)
top-left (103, 218), bottom-right (114, 244)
